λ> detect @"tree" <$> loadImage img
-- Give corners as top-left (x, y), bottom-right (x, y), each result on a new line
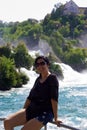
top-left (0, 56), bottom-right (17, 90)
top-left (28, 24), bottom-right (43, 39)
top-left (63, 48), bottom-right (87, 71)
top-left (0, 56), bottom-right (29, 91)
top-left (51, 4), bottom-right (64, 20)
top-left (13, 42), bottom-right (33, 70)
top-left (0, 43), bottom-right (11, 58)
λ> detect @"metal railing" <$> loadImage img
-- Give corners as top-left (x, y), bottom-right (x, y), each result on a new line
top-left (44, 121), bottom-right (80, 130)
top-left (0, 118), bottom-right (80, 130)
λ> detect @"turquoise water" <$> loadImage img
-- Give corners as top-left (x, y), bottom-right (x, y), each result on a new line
top-left (0, 67), bottom-right (87, 130)
top-left (0, 85), bottom-right (87, 130)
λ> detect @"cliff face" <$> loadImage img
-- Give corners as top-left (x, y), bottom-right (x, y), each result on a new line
top-left (0, 32), bottom-right (87, 49)
top-left (77, 33), bottom-right (87, 48)
top-left (0, 38), bottom-right (5, 45)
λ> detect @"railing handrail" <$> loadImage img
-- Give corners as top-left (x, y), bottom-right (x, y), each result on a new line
top-left (0, 118), bottom-right (81, 130)
top-left (48, 121), bottom-right (80, 130)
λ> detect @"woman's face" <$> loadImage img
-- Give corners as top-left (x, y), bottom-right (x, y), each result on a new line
top-left (35, 58), bottom-right (49, 74)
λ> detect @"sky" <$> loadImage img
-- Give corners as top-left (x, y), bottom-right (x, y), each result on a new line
top-left (0, 0), bottom-right (87, 22)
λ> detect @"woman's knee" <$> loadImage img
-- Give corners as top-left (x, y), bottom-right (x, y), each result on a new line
top-left (4, 118), bottom-right (12, 128)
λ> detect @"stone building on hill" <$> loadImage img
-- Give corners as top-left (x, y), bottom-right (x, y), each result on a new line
top-left (63, 0), bottom-right (87, 15)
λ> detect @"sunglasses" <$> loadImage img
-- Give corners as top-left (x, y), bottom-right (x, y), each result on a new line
top-left (35, 61), bottom-right (46, 68)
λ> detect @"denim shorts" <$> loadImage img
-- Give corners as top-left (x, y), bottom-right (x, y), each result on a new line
top-left (35, 111), bottom-right (54, 125)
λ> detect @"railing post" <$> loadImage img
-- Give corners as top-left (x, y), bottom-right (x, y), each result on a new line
top-left (44, 125), bottom-right (47, 130)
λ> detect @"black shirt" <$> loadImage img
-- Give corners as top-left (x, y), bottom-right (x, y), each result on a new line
top-left (26, 74), bottom-right (59, 120)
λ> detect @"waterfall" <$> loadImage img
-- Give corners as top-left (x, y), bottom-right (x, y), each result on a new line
top-left (21, 63), bottom-right (87, 89)
top-left (29, 47), bottom-right (87, 88)
top-left (59, 63), bottom-right (87, 87)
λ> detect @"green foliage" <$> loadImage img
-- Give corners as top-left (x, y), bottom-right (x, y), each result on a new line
top-left (73, 25), bottom-right (83, 38)
top-left (20, 72), bottom-right (29, 85)
top-left (0, 43), bottom-right (11, 58)
top-left (51, 4), bottom-right (64, 20)
top-left (0, 56), bottom-right (17, 90)
top-left (58, 22), bottom-right (70, 37)
top-left (0, 56), bottom-right (29, 90)
top-left (49, 32), bottom-right (64, 58)
top-left (28, 24), bottom-right (43, 39)
top-left (14, 71), bottom-right (29, 88)
top-left (50, 62), bottom-right (63, 79)
top-left (63, 48), bottom-right (87, 71)
top-left (47, 53), bottom-right (63, 79)
top-left (13, 42), bottom-right (33, 69)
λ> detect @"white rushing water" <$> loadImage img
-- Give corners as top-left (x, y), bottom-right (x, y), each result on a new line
top-left (59, 63), bottom-right (87, 87)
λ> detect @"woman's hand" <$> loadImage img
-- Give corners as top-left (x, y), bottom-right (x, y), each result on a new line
top-left (55, 119), bottom-right (62, 127)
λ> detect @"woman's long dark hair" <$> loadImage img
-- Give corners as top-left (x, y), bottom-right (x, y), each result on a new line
top-left (34, 56), bottom-right (50, 67)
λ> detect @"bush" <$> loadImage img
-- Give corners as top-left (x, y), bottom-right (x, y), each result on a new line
top-left (14, 71), bottom-right (29, 88)
top-left (63, 48), bottom-right (87, 71)
top-left (0, 44), bottom-right (11, 58)
top-left (13, 42), bottom-right (33, 69)
top-left (0, 56), bottom-right (29, 91)
top-left (19, 72), bottom-right (29, 85)
top-left (0, 56), bottom-right (17, 90)
top-left (50, 62), bottom-right (64, 79)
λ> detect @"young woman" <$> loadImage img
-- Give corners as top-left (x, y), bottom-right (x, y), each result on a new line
top-left (4, 55), bottom-right (62, 130)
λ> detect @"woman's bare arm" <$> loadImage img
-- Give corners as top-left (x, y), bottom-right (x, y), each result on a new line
top-left (51, 99), bottom-right (58, 121)
top-left (23, 99), bottom-right (31, 109)
top-left (51, 99), bottom-right (62, 125)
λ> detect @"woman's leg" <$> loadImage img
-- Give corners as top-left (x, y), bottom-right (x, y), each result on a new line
top-left (4, 108), bottom-right (27, 130)
top-left (21, 118), bottom-right (44, 130)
